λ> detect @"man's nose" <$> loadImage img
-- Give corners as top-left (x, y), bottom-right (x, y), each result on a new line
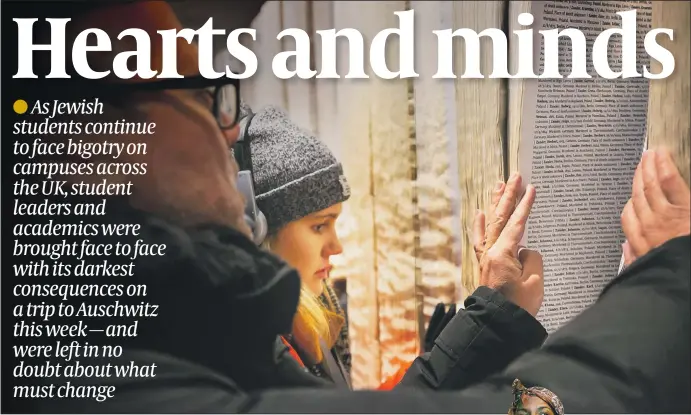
top-left (222, 124), bottom-right (240, 148)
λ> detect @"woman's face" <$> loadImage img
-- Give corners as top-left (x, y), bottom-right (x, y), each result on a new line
top-left (515, 395), bottom-right (555, 415)
top-left (271, 203), bottom-right (344, 296)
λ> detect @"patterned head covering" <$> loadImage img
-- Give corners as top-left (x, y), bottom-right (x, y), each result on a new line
top-left (510, 379), bottom-right (565, 415)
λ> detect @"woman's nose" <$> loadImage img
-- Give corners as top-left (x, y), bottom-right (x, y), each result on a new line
top-left (326, 236), bottom-right (343, 257)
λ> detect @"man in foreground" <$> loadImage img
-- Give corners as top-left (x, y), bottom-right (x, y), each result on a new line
top-left (7, 1), bottom-right (689, 413)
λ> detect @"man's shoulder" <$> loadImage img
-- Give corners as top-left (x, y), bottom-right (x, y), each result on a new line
top-left (31, 349), bottom-right (250, 413)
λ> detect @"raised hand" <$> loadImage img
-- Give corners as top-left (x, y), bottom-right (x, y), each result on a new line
top-left (621, 149), bottom-right (691, 259)
top-left (472, 173), bottom-right (544, 317)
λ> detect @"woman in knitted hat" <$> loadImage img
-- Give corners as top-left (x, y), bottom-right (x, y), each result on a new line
top-left (239, 101), bottom-right (462, 390)
top-left (240, 102), bottom-right (353, 387)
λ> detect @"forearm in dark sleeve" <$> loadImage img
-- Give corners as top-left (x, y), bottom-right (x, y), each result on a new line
top-left (398, 286), bottom-right (547, 390)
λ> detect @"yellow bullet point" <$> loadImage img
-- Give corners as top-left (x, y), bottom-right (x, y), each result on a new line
top-left (14, 99), bottom-right (28, 115)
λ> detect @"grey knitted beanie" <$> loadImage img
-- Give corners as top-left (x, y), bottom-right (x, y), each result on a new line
top-left (242, 104), bottom-right (351, 234)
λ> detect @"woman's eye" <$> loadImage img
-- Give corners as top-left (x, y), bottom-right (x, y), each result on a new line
top-left (312, 223), bottom-right (327, 233)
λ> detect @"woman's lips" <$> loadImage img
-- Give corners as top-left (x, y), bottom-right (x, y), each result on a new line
top-left (315, 265), bottom-right (333, 279)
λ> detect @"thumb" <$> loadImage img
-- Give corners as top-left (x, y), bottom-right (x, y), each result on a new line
top-left (523, 269), bottom-right (544, 286)
top-left (522, 273), bottom-right (543, 317)
top-left (518, 248), bottom-right (543, 276)
top-left (622, 240), bottom-right (636, 267)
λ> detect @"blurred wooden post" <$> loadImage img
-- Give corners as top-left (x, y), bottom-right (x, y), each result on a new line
top-left (646, 1), bottom-right (690, 185)
top-left (366, 0), bottom-right (418, 387)
top-left (507, 0), bottom-right (533, 176)
top-left (281, 0), bottom-right (318, 133)
top-left (245, 1), bottom-right (286, 110)
top-left (312, 1), bottom-right (340, 154)
top-left (329, 1), bottom-right (381, 389)
top-left (412, 0), bottom-right (463, 342)
top-left (453, 1), bottom-right (508, 295)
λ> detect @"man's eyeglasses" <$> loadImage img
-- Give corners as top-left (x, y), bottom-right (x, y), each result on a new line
top-left (22, 75), bottom-right (241, 130)
top-left (124, 76), bottom-right (240, 130)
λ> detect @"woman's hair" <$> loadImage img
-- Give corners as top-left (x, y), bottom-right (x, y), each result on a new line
top-left (262, 235), bottom-right (344, 363)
